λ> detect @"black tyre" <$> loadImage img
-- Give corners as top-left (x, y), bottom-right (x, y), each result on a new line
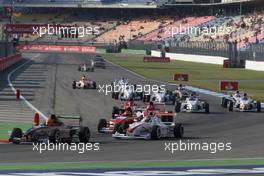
top-left (257, 101), bottom-right (261, 112)
top-left (151, 126), bottom-right (161, 140)
top-left (143, 93), bottom-right (146, 102)
top-left (172, 95), bottom-right (176, 105)
top-left (228, 101), bottom-right (233, 112)
top-left (112, 106), bottom-right (120, 119)
top-left (175, 101), bottom-right (181, 113)
top-left (146, 95), bottom-right (151, 102)
top-left (97, 119), bottom-right (107, 133)
top-left (138, 92), bottom-right (143, 100)
top-left (49, 129), bottom-right (61, 143)
top-left (79, 127), bottom-right (90, 143)
top-left (221, 97), bottom-right (228, 108)
top-left (92, 82), bottom-right (97, 89)
top-left (10, 128), bottom-right (23, 144)
top-left (113, 123), bottom-right (124, 134)
top-left (174, 124), bottom-right (184, 138)
top-left (204, 102), bottom-right (210, 113)
top-left (91, 67), bottom-right (94, 72)
top-left (115, 92), bottom-right (119, 100)
top-left (72, 81), bottom-right (76, 89)
top-left (112, 92), bottom-right (115, 99)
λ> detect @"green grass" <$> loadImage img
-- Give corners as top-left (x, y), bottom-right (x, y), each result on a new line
top-left (0, 122), bottom-right (32, 139)
top-left (103, 53), bottom-right (264, 100)
top-left (0, 158), bottom-right (264, 170)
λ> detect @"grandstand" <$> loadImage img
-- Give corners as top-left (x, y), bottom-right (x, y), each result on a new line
top-left (0, 0), bottom-right (263, 62)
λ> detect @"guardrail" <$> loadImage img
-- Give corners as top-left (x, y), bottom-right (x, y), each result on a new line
top-left (0, 54), bottom-right (22, 72)
top-left (17, 44), bottom-right (96, 53)
top-left (151, 50), bottom-right (227, 65)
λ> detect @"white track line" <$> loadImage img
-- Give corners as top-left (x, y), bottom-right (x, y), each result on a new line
top-left (7, 54), bottom-right (47, 120)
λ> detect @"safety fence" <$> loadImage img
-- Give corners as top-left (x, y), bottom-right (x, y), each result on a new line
top-left (0, 41), bottom-right (15, 58)
top-left (0, 54), bottom-right (22, 72)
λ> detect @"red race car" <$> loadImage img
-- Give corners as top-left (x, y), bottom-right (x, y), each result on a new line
top-left (97, 102), bottom-right (165, 134)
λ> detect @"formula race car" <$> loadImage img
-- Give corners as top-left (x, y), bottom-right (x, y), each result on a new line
top-left (9, 116), bottom-right (90, 144)
top-left (175, 96), bottom-right (209, 113)
top-left (78, 63), bottom-right (94, 72)
top-left (174, 85), bottom-right (198, 101)
top-left (91, 55), bottom-right (106, 69)
top-left (222, 93), bottom-right (261, 112)
top-left (98, 115), bottom-right (136, 134)
top-left (98, 102), bottom-right (166, 134)
top-left (72, 77), bottom-right (96, 89)
top-left (111, 79), bottom-right (143, 100)
top-left (112, 112), bottom-right (184, 140)
top-left (143, 89), bottom-right (176, 105)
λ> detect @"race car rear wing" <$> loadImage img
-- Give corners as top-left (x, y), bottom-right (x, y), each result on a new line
top-left (57, 115), bottom-right (83, 125)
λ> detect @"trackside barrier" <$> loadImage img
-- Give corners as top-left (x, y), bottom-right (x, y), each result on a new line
top-left (220, 81), bottom-right (239, 91)
top-left (174, 73), bottom-right (189, 81)
top-left (143, 56), bottom-right (170, 62)
top-left (17, 44), bottom-right (96, 53)
top-left (0, 54), bottom-right (22, 72)
top-left (151, 50), bottom-right (227, 65)
top-left (245, 60), bottom-right (264, 71)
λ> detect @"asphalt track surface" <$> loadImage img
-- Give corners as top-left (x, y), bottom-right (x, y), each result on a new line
top-left (0, 52), bottom-right (264, 163)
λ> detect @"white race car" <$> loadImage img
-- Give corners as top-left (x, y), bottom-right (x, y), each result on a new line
top-left (143, 90), bottom-right (176, 105)
top-left (112, 112), bottom-right (183, 140)
top-left (72, 78), bottom-right (96, 89)
top-left (221, 93), bottom-right (261, 112)
top-left (111, 79), bottom-right (143, 100)
top-left (78, 63), bottom-right (94, 72)
top-left (227, 97), bottom-right (261, 112)
top-left (175, 96), bottom-right (209, 113)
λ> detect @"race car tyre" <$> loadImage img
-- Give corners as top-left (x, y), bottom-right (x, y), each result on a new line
top-left (113, 123), bottom-right (125, 134)
top-left (174, 124), bottom-right (184, 138)
top-left (138, 92), bottom-right (143, 100)
top-left (221, 97), bottom-right (228, 108)
top-left (79, 127), bottom-right (90, 143)
top-left (10, 128), bottom-right (23, 144)
top-left (175, 101), bottom-right (181, 113)
top-left (172, 95), bottom-right (176, 105)
top-left (228, 101), bottom-right (233, 112)
top-left (72, 81), bottom-right (76, 89)
top-left (145, 95), bottom-right (151, 102)
top-left (115, 92), bottom-right (119, 100)
top-left (98, 119), bottom-right (107, 132)
top-left (205, 102), bottom-right (210, 113)
top-left (112, 92), bottom-right (115, 99)
top-left (49, 129), bottom-right (61, 143)
top-left (112, 106), bottom-right (120, 119)
top-left (92, 82), bottom-right (97, 89)
top-left (151, 126), bottom-right (161, 140)
top-left (91, 67), bottom-right (94, 72)
top-left (257, 101), bottom-right (261, 112)
top-left (143, 93), bottom-right (146, 102)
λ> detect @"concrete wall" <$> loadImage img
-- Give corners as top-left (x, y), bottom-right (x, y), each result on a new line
top-left (245, 60), bottom-right (264, 71)
top-left (151, 50), bottom-right (227, 65)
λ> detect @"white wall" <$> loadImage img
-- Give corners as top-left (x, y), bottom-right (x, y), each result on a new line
top-left (245, 60), bottom-right (264, 71)
top-left (151, 50), bottom-right (227, 65)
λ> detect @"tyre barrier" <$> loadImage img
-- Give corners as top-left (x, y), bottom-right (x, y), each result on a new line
top-left (0, 54), bottom-right (22, 72)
